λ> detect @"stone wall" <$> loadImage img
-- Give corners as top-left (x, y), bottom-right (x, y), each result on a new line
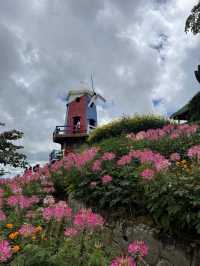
top-left (68, 195), bottom-right (200, 266)
top-left (112, 222), bottom-right (200, 266)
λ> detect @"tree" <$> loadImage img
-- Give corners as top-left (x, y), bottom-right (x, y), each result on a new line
top-left (185, 1), bottom-right (200, 34)
top-left (0, 124), bottom-right (27, 175)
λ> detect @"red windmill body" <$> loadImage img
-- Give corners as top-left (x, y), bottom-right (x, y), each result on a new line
top-left (53, 88), bottom-right (105, 156)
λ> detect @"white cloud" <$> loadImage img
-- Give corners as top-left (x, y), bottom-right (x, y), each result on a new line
top-left (0, 0), bottom-right (199, 177)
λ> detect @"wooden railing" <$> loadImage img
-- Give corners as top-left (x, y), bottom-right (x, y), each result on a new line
top-left (53, 124), bottom-right (96, 138)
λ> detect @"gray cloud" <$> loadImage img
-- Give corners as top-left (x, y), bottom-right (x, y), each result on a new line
top-left (0, 0), bottom-right (199, 174)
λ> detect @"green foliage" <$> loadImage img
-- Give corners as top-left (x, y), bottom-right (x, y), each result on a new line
top-left (88, 115), bottom-right (169, 144)
top-left (0, 125), bottom-right (27, 173)
top-left (8, 232), bottom-right (113, 266)
top-left (185, 1), bottom-right (200, 34)
top-left (144, 163), bottom-right (200, 237)
top-left (52, 125), bottom-right (200, 237)
top-left (64, 159), bottom-right (146, 221)
top-left (188, 92), bottom-right (200, 122)
top-left (97, 128), bottom-right (200, 159)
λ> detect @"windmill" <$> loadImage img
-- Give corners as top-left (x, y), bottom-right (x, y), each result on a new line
top-left (88, 74), bottom-right (106, 108)
top-left (53, 76), bottom-right (106, 156)
top-left (195, 65), bottom-right (200, 84)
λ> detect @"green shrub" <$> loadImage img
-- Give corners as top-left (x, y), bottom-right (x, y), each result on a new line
top-left (188, 91), bottom-right (200, 122)
top-left (97, 128), bottom-right (200, 159)
top-left (144, 163), bottom-right (200, 237)
top-left (88, 115), bottom-right (169, 144)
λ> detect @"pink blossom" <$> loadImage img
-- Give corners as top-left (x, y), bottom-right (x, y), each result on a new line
top-left (110, 256), bottom-right (136, 266)
top-left (64, 227), bottom-right (78, 237)
top-left (90, 181), bottom-right (97, 188)
top-left (170, 153), bottom-right (181, 161)
top-left (126, 124), bottom-right (199, 143)
top-left (25, 210), bottom-right (36, 219)
top-left (43, 187), bottom-right (55, 193)
top-left (42, 207), bottom-right (53, 221)
top-left (19, 224), bottom-right (36, 237)
top-left (9, 183), bottom-right (22, 194)
top-left (101, 152), bottom-right (116, 161)
top-left (154, 158), bottom-right (171, 171)
top-left (117, 155), bottom-right (132, 166)
top-left (92, 160), bottom-right (102, 172)
top-left (126, 133), bottom-right (136, 141)
top-left (63, 148), bottom-right (99, 170)
top-left (42, 202), bottom-right (72, 222)
top-left (141, 169), bottom-right (155, 180)
top-left (188, 145), bottom-right (200, 159)
top-left (74, 208), bottom-right (104, 229)
top-left (128, 240), bottom-right (148, 257)
top-left (0, 210), bottom-right (6, 221)
top-left (136, 131), bottom-right (146, 140)
top-left (0, 188), bottom-right (4, 198)
top-left (101, 175), bottom-right (112, 184)
top-left (43, 195), bottom-right (55, 206)
top-left (0, 240), bottom-right (12, 262)
top-left (7, 195), bottom-right (39, 209)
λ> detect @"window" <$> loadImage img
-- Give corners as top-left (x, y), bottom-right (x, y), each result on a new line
top-left (89, 119), bottom-right (96, 127)
top-left (76, 97), bottom-right (80, 102)
top-left (73, 116), bottom-right (80, 125)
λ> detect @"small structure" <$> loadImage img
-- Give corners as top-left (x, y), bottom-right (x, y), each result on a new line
top-left (170, 65), bottom-right (200, 121)
top-left (53, 88), bottom-right (105, 155)
top-left (49, 149), bottom-right (63, 164)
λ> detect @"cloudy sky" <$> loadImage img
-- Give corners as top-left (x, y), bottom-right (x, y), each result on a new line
top-left (0, 0), bottom-right (200, 174)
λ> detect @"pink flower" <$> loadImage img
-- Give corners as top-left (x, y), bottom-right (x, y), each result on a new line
top-left (136, 131), bottom-right (146, 140)
top-left (74, 208), bottom-right (104, 229)
top-left (170, 153), bottom-right (180, 161)
top-left (110, 256), bottom-right (136, 266)
top-left (101, 175), bottom-right (112, 184)
top-left (126, 133), bottom-right (136, 141)
top-left (101, 152), bottom-right (116, 161)
top-left (9, 183), bottom-right (22, 194)
top-left (64, 227), bottom-right (78, 237)
top-left (43, 187), bottom-right (55, 193)
top-left (188, 145), bottom-right (200, 159)
top-left (0, 188), bottom-right (4, 198)
top-left (128, 240), bottom-right (148, 257)
top-left (42, 207), bottom-right (53, 221)
top-left (141, 169), bottom-right (155, 180)
top-left (7, 195), bottom-right (39, 209)
top-left (42, 202), bottom-right (72, 222)
top-left (19, 224), bottom-right (36, 237)
top-left (117, 155), bottom-right (132, 166)
top-left (0, 210), bottom-right (6, 221)
top-left (92, 160), bottom-right (102, 172)
top-left (25, 211), bottom-right (36, 219)
top-left (90, 182), bottom-right (97, 188)
top-left (0, 240), bottom-right (12, 262)
top-left (43, 196), bottom-right (55, 206)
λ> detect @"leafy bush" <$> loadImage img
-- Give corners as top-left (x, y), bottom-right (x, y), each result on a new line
top-left (144, 162), bottom-right (200, 237)
top-left (88, 115), bottom-right (169, 144)
top-left (97, 127), bottom-right (200, 159)
top-left (50, 123), bottom-right (200, 238)
top-left (188, 91), bottom-right (200, 122)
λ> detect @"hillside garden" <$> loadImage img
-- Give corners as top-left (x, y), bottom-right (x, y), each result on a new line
top-left (0, 116), bottom-right (200, 265)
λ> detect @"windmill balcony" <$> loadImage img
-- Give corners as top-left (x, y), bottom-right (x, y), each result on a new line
top-left (53, 125), bottom-right (96, 144)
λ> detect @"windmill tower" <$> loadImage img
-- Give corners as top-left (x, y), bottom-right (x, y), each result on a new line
top-left (53, 83), bottom-right (105, 155)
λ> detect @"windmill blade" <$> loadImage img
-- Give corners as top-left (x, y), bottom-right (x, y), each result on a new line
top-left (88, 94), bottom-right (98, 107)
top-left (88, 94), bottom-right (106, 107)
top-left (96, 94), bottom-right (106, 102)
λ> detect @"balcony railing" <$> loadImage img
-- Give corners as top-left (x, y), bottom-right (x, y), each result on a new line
top-left (53, 125), bottom-right (96, 138)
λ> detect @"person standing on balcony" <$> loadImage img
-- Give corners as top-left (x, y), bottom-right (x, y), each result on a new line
top-left (76, 120), bottom-right (80, 133)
